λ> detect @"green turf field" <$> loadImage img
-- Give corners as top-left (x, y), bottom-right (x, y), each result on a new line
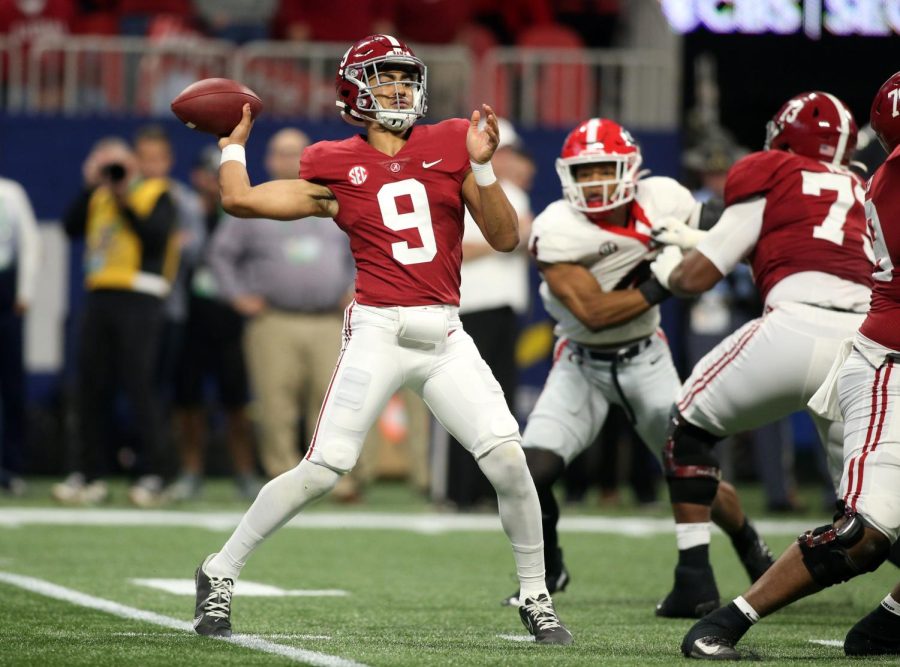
top-left (1, 480), bottom-right (897, 666)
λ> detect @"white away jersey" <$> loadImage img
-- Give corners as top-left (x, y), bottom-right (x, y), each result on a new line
top-left (530, 177), bottom-right (699, 346)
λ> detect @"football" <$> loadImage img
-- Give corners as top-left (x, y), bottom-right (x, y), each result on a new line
top-left (170, 78), bottom-right (263, 137)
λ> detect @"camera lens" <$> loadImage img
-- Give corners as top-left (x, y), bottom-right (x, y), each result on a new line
top-left (102, 163), bottom-right (126, 183)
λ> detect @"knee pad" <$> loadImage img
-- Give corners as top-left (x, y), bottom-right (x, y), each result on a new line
top-left (293, 459), bottom-right (341, 498)
top-left (309, 429), bottom-right (364, 473)
top-left (524, 448), bottom-right (565, 490)
top-left (798, 507), bottom-right (889, 587)
top-left (478, 440), bottom-right (529, 496)
top-left (663, 410), bottom-right (722, 505)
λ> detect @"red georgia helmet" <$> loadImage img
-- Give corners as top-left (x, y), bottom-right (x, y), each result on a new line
top-left (335, 34), bottom-right (427, 132)
top-left (764, 91), bottom-right (858, 166)
top-left (871, 71), bottom-right (900, 154)
top-left (556, 118), bottom-right (642, 213)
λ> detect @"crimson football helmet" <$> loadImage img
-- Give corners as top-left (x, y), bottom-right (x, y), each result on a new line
top-left (764, 91), bottom-right (858, 166)
top-left (556, 118), bottom-right (642, 213)
top-left (871, 71), bottom-right (900, 153)
top-left (335, 34), bottom-right (427, 132)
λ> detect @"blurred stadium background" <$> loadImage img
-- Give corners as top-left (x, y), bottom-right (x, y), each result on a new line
top-left (0, 1), bottom-right (898, 507)
top-left (2, 1), bottom-right (900, 665)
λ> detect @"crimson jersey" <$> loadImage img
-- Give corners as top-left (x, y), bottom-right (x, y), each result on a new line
top-left (300, 119), bottom-right (471, 307)
top-left (859, 145), bottom-right (900, 350)
top-left (724, 150), bottom-right (872, 302)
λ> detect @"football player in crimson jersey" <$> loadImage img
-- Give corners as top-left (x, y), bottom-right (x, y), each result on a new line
top-left (648, 90), bottom-right (875, 625)
top-left (680, 74), bottom-right (900, 661)
top-left (500, 118), bottom-right (774, 609)
top-left (190, 34), bottom-right (572, 645)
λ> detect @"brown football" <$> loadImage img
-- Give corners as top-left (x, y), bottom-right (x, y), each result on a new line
top-left (171, 78), bottom-right (263, 137)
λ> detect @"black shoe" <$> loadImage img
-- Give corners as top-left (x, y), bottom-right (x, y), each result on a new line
top-left (193, 554), bottom-right (234, 637)
top-left (656, 565), bottom-right (720, 618)
top-left (518, 593), bottom-right (573, 645)
top-left (681, 604), bottom-right (750, 660)
top-left (736, 529), bottom-right (775, 583)
top-left (844, 604), bottom-right (900, 656)
top-left (501, 564), bottom-right (571, 607)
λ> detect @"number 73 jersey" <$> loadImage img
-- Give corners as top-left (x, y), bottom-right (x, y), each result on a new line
top-left (723, 150), bottom-right (873, 303)
top-left (859, 144), bottom-right (900, 350)
top-left (300, 119), bottom-right (472, 307)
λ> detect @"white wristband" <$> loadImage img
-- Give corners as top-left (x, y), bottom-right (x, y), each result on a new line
top-left (470, 159), bottom-right (497, 187)
top-left (220, 144), bottom-right (246, 167)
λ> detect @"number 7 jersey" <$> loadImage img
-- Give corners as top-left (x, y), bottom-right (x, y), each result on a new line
top-left (723, 150), bottom-right (872, 303)
top-left (300, 119), bottom-right (472, 307)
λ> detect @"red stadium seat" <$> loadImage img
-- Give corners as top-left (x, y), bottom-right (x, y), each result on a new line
top-left (515, 23), bottom-right (590, 126)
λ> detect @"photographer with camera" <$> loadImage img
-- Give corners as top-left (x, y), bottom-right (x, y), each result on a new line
top-left (53, 137), bottom-right (180, 506)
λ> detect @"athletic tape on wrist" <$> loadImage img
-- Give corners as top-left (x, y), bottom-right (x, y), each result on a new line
top-left (470, 160), bottom-right (497, 187)
top-left (220, 144), bottom-right (246, 167)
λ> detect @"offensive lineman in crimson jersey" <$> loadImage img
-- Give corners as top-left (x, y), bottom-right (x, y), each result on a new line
top-left (680, 73), bottom-right (900, 661)
top-left (191, 34), bottom-right (573, 645)
top-left (647, 91), bottom-right (874, 623)
top-left (500, 118), bottom-right (774, 610)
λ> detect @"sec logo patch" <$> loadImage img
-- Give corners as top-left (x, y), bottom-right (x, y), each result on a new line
top-left (348, 166), bottom-right (368, 185)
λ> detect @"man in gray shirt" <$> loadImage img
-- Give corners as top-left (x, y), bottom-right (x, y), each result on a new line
top-left (209, 128), bottom-right (356, 483)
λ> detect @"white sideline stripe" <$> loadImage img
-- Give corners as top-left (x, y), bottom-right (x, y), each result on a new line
top-left (0, 508), bottom-right (819, 536)
top-left (808, 639), bottom-right (843, 647)
top-left (0, 571), bottom-right (367, 667)
top-left (497, 634), bottom-right (535, 642)
top-left (131, 578), bottom-right (348, 597)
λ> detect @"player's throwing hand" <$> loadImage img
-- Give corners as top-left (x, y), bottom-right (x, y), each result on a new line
top-left (467, 103), bottom-right (500, 165)
top-left (219, 103), bottom-right (255, 150)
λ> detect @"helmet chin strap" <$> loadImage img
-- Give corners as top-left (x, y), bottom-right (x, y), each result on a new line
top-left (375, 110), bottom-right (416, 132)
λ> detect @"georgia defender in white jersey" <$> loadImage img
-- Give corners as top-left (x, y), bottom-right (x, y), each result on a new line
top-left (502, 118), bottom-right (774, 610)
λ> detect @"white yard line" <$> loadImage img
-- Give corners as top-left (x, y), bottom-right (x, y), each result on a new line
top-left (808, 639), bottom-right (843, 647)
top-left (497, 634), bottom-right (535, 642)
top-left (0, 508), bottom-right (818, 536)
top-left (0, 571), bottom-right (367, 667)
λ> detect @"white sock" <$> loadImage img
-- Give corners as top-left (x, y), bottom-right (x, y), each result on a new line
top-left (881, 594), bottom-right (900, 616)
top-left (205, 460), bottom-right (340, 580)
top-left (676, 522), bottom-right (712, 550)
top-left (478, 441), bottom-right (548, 600)
top-left (733, 595), bottom-right (760, 623)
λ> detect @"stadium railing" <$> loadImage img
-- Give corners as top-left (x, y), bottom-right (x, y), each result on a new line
top-left (3, 36), bottom-right (677, 130)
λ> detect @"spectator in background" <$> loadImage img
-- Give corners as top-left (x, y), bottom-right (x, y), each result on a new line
top-left (164, 146), bottom-right (261, 503)
top-left (131, 125), bottom-right (205, 418)
top-left (272, 0), bottom-right (394, 42)
top-left (53, 137), bottom-right (180, 506)
top-left (208, 128), bottom-right (356, 487)
top-left (0, 0), bottom-right (75, 109)
top-left (0, 168), bottom-right (41, 496)
top-left (191, 0), bottom-right (278, 44)
top-left (444, 117), bottom-right (532, 509)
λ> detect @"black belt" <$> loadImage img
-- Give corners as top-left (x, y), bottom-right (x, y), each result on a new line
top-left (575, 337), bottom-right (652, 362)
top-left (799, 302), bottom-right (865, 314)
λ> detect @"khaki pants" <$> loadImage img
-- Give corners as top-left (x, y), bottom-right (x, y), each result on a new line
top-left (244, 309), bottom-right (345, 477)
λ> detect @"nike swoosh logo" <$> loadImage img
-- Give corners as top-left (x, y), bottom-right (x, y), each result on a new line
top-left (422, 159), bottom-right (443, 169)
top-left (691, 639), bottom-right (727, 657)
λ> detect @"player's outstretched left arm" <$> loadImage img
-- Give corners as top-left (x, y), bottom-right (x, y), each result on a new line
top-left (218, 104), bottom-right (338, 221)
top-left (462, 104), bottom-right (519, 252)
